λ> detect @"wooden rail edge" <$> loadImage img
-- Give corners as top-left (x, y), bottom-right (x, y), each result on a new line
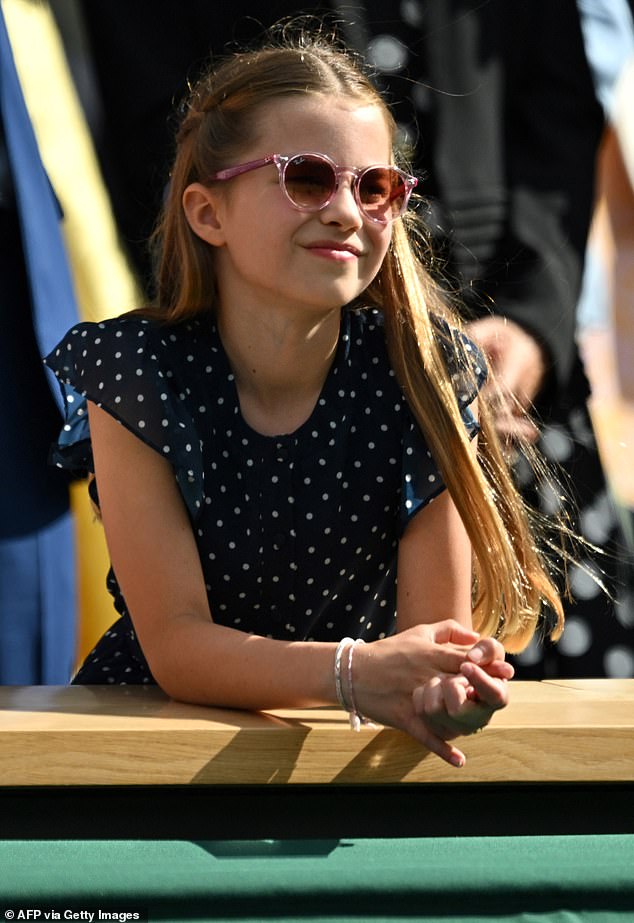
top-left (0, 679), bottom-right (632, 786)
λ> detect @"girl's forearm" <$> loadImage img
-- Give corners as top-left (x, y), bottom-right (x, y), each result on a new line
top-left (145, 615), bottom-right (338, 709)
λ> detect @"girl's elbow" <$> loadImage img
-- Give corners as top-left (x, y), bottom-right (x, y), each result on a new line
top-left (138, 614), bottom-right (213, 704)
top-left (149, 655), bottom-right (208, 705)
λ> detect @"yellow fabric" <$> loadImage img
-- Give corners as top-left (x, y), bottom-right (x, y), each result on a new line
top-left (2, 0), bottom-right (141, 321)
top-left (69, 483), bottom-right (114, 665)
top-left (3, 0), bottom-right (142, 662)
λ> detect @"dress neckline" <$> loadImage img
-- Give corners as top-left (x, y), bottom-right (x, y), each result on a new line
top-left (206, 308), bottom-right (354, 448)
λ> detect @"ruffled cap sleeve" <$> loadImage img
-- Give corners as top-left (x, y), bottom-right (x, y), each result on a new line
top-left (44, 317), bottom-right (205, 520)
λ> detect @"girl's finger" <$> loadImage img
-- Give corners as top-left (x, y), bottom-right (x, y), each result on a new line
top-left (459, 661), bottom-right (510, 709)
top-left (430, 647), bottom-right (474, 676)
top-left (440, 674), bottom-right (471, 719)
top-left (466, 637), bottom-right (507, 665)
top-left (430, 620), bottom-right (480, 646)
top-left (414, 678), bottom-right (465, 739)
top-left (405, 713), bottom-right (467, 768)
top-left (478, 660), bottom-right (514, 680)
top-left (432, 677), bottom-right (495, 735)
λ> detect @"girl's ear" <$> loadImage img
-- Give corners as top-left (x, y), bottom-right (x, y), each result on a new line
top-left (182, 183), bottom-right (226, 246)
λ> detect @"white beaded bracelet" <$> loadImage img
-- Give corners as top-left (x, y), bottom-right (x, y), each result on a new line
top-left (347, 638), bottom-right (374, 731)
top-left (334, 636), bottom-right (354, 712)
top-left (333, 637), bottom-right (375, 731)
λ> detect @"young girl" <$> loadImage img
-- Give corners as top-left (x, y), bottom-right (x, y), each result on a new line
top-left (45, 28), bottom-right (563, 768)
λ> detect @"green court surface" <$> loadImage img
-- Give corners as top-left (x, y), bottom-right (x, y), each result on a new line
top-left (1, 834), bottom-right (632, 922)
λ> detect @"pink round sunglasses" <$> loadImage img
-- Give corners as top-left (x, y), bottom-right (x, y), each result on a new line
top-left (209, 152), bottom-right (418, 224)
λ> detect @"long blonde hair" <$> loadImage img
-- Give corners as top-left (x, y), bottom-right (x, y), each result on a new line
top-left (149, 25), bottom-right (564, 652)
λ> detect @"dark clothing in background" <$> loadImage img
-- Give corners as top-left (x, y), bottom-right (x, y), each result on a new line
top-left (0, 134), bottom-right (69, 538)
top-left (365, 0), bottom-right (599, 397)
top-left (355, 0), bottom-right (633, 677)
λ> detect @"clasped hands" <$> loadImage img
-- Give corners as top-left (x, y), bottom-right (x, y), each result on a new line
top-left (410, 621), bottom-right (513, 767)
top-left (353, 620), bottom-right (513, 768)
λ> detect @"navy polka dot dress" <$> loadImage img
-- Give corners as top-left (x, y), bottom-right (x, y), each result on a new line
top-left (45, 306), bottom-right (484, 684)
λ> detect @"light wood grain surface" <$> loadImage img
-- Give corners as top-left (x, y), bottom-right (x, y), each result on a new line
top-left (0, 680), bottom-right (632, 786)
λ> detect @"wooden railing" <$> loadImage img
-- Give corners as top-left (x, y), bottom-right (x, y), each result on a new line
top-left (1, 679), bottom-right (632, 786)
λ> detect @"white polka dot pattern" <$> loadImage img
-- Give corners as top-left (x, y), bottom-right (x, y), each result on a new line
top-left (45, 307), bottom-right (485, 682)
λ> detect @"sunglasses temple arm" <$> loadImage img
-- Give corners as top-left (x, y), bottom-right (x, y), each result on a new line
top-left (209, 155), bottom-right (278, 182)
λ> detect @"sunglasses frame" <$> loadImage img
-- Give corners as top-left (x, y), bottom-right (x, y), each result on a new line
top-left (209, 152), bottom-right (418, 224)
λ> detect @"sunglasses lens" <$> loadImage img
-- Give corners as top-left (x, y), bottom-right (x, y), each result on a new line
top-left (283, 155), bottom-right (336, 209)
top-left (359, 168), bottom-right (408, 221)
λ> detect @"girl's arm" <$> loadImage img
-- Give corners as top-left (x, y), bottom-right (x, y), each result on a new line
top-left (88, 401), bottom-right (336, 708)
top-left (396, 397), bottom-right (481, 631)
top-left (380, 420), bottom-right (513, 763)
top-left (88, 401), bottom-right (506, 765)
top-left (352, 483), bottom-right (511, 765)
top-left (395, 487), bottom-right (473, 631)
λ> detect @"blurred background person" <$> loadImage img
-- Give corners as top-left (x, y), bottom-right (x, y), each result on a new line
top-left (577, 0), bottom-right (634, 640)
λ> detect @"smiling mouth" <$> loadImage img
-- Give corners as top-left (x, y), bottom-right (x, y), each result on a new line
top-left (305, 242), bottom-right (363, 258)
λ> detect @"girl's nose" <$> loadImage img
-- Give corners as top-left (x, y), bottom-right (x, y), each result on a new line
top-left (319, 179), bottom-right (364, 228)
